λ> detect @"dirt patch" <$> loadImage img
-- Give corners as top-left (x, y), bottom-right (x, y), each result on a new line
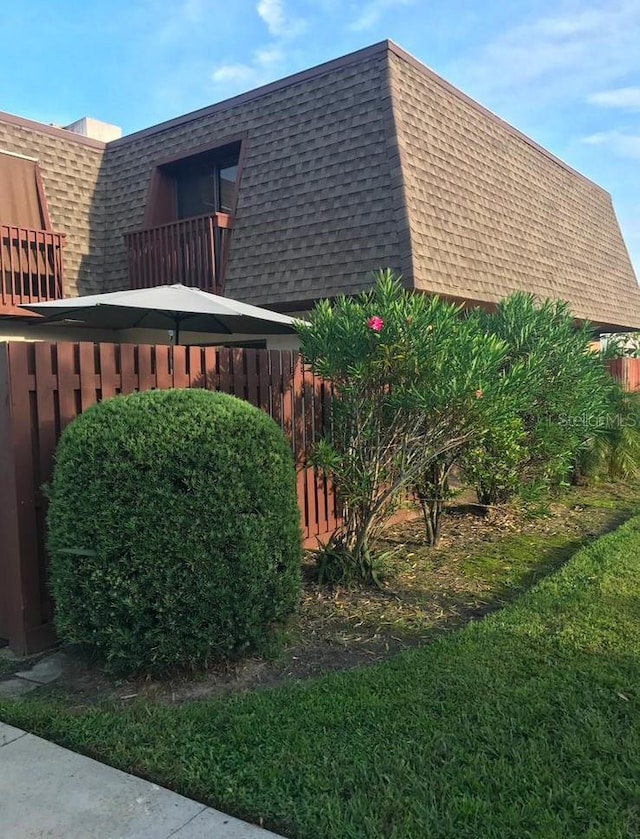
top-left (31, 482), bottom-right (640, 708)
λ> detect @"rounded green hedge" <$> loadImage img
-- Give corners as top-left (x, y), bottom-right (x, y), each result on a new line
top-left (47, 388), bottom-right (302, 674)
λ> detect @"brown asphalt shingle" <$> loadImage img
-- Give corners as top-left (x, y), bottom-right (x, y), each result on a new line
top-left (387, 44), bottom-right (640, 329)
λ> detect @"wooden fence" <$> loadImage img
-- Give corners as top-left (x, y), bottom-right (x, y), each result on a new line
top-left (0, 341), bottom-right (339, 654)
top-left (6, 349), bottom-right (637, 655)
top-left (607, 357), bottom-right (640, 392)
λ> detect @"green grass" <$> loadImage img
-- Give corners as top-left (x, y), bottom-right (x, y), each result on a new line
top-left (557, 481), bottom-right (640, 513)
top-left (0, 654), bottom-right (21, 677)
top-left (3, 518), bottom-right (640, 838)
top-left (462, 533), bottom-right (582, 590)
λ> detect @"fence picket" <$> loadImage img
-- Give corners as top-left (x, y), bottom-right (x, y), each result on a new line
top-left (138, 345), bottom-right (154, 391)
top-left (120, 344), bottom-right (137, 394)
top-left (99, 343), bottom-right (118, 399)
top-left (155, 345), bottom-right (172, 390)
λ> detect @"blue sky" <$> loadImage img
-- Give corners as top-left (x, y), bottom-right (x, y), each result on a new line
top-left (2, 0), bottom-right (639, 275)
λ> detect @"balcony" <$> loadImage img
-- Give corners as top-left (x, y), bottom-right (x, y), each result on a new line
top-left (1, 225), bottom-right (65, 315)
top-left (125, 212), bottom-right (234, 295)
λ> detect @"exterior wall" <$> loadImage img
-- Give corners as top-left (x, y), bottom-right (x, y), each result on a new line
top-left (0, 323), bottom-right (119, 343)
top-left (0, 115), bottom-right (107, 296)
top-left (388, 50), bottom-right (640, 329)
top-left (0, 321), bottom-right (299, 349)
top-left (103, 50), bottom-right (407, 307)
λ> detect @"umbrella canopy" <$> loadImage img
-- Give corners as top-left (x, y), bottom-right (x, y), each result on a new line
top-left (20, 284), bottom-right (299, 344)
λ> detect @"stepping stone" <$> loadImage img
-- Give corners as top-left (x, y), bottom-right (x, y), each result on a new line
top-left (15, 651), bottom-right (71, 684)
top-left (0, 678), bottom-right (40, 698)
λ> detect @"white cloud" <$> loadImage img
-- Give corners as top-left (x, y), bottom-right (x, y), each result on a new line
top-left (348, 0), bottom-right (414, 32)
top-left (211, 0), bottom-right (305, 95)
top-left (211, 41), bottom-right (287, 91)
top-left (582, 130), bottom-right (640, 159)
top-left (582, 131), bottom-right (617, 145)
top-left (257, 0), bottom-right (285, 34)
top-left (254, 45), bottom-right (285, 67)
top-left (257, 0), bottom-right (306, 38)
top-left (587, 87), bottom-right (640, 111)
top-left (211, 63), bottom-right (255, 84)
top-left (458, 1), bottom-right (640, 103)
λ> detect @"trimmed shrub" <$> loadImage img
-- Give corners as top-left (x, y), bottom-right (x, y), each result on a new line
top-left (47, 388), bottom-right (302, 675)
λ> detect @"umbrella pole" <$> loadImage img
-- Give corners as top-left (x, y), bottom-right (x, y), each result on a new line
top-left (168, 317), bottom-right (180, 376)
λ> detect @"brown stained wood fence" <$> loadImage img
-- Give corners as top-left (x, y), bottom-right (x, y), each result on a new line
top-left (0, 341), bottom-right (339, 654)
top-left (607, 357), bottom-right (640, 392)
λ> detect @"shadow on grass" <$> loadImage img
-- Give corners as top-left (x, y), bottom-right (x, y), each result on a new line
top-left (367, 504), bottom-right (637, 643)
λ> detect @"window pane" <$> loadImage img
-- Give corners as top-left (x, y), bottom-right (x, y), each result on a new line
top-left (176, 168), bottom-right (216, 219)
top-left (219, 164), bottom-right (238, 214)
top-left (171, 145), bottom-right (240, 219)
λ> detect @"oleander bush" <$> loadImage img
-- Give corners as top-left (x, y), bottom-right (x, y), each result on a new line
top-left (47, 388), bottom-right (302, 675)
top-left (469, 294), bottom-right (613, 500)
top-left (298, 270), bottom-right (513, 576)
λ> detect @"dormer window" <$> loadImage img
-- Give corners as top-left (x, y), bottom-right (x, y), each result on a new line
top-left (129, 140), bottom-right (242, 294)
top-left (143, 141), bottom-right (242, 227)
top-left (176, 150), bottom-right (239, 218)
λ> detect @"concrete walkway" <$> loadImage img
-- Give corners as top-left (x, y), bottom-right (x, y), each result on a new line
top-left (0, 722), bottom-right (282, 838)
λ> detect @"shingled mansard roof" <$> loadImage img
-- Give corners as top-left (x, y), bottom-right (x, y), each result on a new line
top-left (1, 40), bottom-right (638, 330)
top-left (385, 44), bottom-right (640, 331)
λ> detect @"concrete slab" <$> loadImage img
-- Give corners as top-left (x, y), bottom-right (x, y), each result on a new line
top-left (0, 733), bottom-right (205, 837)
top-left (15, 651), bottom-right (71, 684)
top-left (171, 806), bottom-right (282, 837)
top-left (0, 677), bottom-right (40, 698)
top-left (0, 722), bottom-right (27, 747)
top-left (0, 729), bottom-right (282, 838)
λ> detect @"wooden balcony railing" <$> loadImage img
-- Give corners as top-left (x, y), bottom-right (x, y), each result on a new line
top-left (125, 212), bottom-right (234, 295)
top-left (1, 225), bottom-right (65, 313)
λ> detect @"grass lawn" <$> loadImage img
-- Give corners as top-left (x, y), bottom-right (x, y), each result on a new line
top-left (2, 513), bottom-right (639, 837)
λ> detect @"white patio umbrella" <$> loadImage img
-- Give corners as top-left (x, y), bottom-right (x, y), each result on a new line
top-left (20, 284), bottom-right (299, 345)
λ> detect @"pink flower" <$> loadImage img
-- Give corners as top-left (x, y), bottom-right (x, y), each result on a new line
top-left (367, 316), bottom-right (384, 332)
top-left (475, 389), bottom-right (484, 399)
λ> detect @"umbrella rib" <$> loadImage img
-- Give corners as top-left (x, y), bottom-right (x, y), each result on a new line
top-left (175, 311), bottom-right (233, 334)
top-left (130, 310), bottom-right (157, 329)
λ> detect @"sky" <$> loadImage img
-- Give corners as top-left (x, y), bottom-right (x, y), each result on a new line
top-left (2, 0), bottom-right (639, 275)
